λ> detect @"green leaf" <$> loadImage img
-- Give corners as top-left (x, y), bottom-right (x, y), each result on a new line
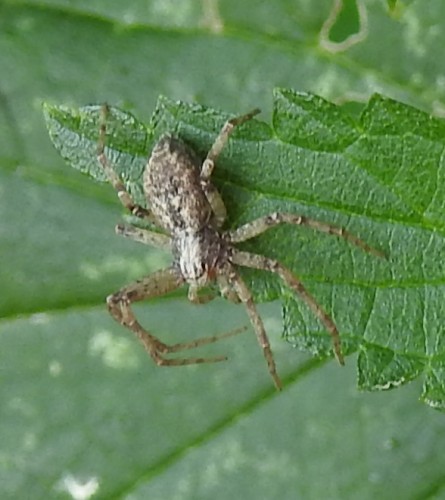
top-left (43, 88), bottom-right (445, 411)
top-left (4, 2), bottom-right (445, 499)
top-left (42, 103), bottom-right (151, 205)
top-left (387, 0), bottom-right (398, 12)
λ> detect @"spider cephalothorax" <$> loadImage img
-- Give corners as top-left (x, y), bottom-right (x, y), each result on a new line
top-left (97, 105), bottom-right (383, 390)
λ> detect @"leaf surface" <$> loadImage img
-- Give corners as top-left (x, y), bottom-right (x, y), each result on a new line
top-left (3, 1), bottom-right (445, 499)
top-left (44, 89), bottom-right (445, 408)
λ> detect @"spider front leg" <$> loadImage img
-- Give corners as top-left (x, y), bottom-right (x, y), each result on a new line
top-left (108, 266), bottom-right (245, 365)
top-left (200, 108), bottom-right (261, 228)
top-left (200, 108), bottom-right (261, 180)
top-left (231, 250), bottom-right (345, 366)
top-left (97, 104), bottom-right (157, 223)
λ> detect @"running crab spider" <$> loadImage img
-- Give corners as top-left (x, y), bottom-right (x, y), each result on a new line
top-left (97, 105), bottom-right (383, 390)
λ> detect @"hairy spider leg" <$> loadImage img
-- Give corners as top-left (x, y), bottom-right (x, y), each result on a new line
top-left (97, 104), bottom-right (157, 223)
top-left (199, 109), bottom-right (260, 227)
top-left (107, 267), bottom-right (246, 365)
top-left (226, 266), bottom-right (283, 390)
top-left (115, 223), bottom-right (171, 250)
top-left (97, 108), bottom-right (249, 365)
top-left (231, 250), bottom-right (345, 366)
top-left (228, 212), bottom-right (385, 258)
top-left (200, 108), bottom-right (261, 180)
top-left (227, 211), bottom-right (385, 365)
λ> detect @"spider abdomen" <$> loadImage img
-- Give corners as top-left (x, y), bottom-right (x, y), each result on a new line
top-left (144, 134), bottom-right (213, 233)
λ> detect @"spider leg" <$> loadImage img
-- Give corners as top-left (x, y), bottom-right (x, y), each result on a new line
top-left (97, 104), bottom-right (157, 223)
top-left (107, 266), bottom-right (245, 365)
top-left (115, 223), bottom-right (171, 250)
top-left (200, 108), bottom-right (261, 227)
top-left (202, 182), bottom-right (227, 229)
top-left (200, 108), bottom-right (261, 180)
top-left (188, 284), bottom-right (216, 304)
top-left (217, 274), bottom-right (241, 304)
top-left (226, 265), bottom-right (283, 390)
top-left (165, 325), bottom-right (248, 353)
top-left (228, 212), bottom-right (385, 258)
top-left (231, 250), bottom-right (345, 366)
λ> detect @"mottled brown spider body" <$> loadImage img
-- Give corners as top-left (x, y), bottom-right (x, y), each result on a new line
top-left (97, 105), bottom-right (383, 390)
top-left (145, 135), bottom-right (230, 289)
top-left (146, 135), bottom-right (213, 233)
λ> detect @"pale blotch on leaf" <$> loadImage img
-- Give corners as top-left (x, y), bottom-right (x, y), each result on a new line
top-left (88, 329), bottom-right (140, 369)
top-left (29, 312), bottom-right (51, 325)
top-left (403, 10), bottom-right (428, 57)
top-left (368, 471), bottom-right (383, 484)
top-left (22, 431), bottom-right (37, 452)
top-left (56, 473), bottom-right (99, 500)
top-left (8, 396), bottom-right (35, 418)
top-left (48, 360), bottom-right (62, 377)
top-left (79, 254), bottom-right (169, 281)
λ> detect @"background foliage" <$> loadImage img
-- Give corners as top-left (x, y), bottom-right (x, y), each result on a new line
top-left (2, 1), bottom-right (445, 498)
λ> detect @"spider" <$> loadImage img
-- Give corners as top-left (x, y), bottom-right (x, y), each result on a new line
top-left (97, 104), bottom-right (383, 390)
